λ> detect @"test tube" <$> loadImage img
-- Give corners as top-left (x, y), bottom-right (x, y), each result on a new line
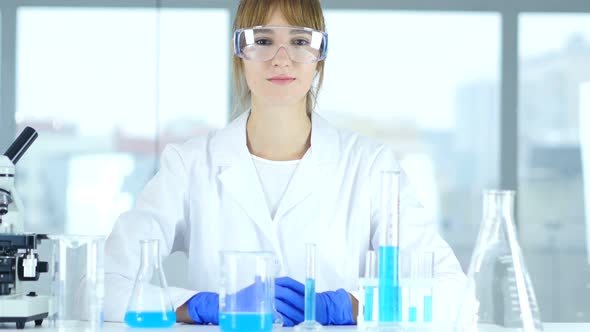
top-left (379, 171), bottom-right (401, 323)
top-left (304, 243), bottom-right (316, 322)
top-left (408, 253), bottom-right (419, 322)
top-left (364, 251), bottom-right (377, 322)
top-left (421, 252), bottom-right (434, 323)
top-left (403, 251), bottom-right (434, 324)
top-left (295, 244), bottom-right (322, 331)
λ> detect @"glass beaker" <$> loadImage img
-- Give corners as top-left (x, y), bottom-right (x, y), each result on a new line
top-left (455, 190), bottom-right (543, 332)
top-left (125, 239), bottom-right (176, 328)
top-left (49, 235), bottom-right (105, 330)
top-left (219, 251), bottom-right (275, 332)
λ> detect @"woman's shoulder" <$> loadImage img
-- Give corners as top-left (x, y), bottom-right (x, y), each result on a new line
top-left (314, 111), bottom-right (394, 157)
top-left (159, 131), bottom-right (216, 169)
top-left (326, 121), bottom-right (399, 167)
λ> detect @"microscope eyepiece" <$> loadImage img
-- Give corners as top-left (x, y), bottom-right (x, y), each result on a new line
top-left (3, 127), bottom-right (38, 165)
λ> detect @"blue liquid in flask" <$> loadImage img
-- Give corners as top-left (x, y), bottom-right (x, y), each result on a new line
top-left (219, 312), bottom-right (273, 332)
top-left (124, 310), bottom-right (176, 328)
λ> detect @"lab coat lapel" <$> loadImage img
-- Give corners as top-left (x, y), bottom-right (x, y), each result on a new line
top-left (274, 112), bottom-right (340, 220)
top-left (212, 111), bottom-right (273, 239)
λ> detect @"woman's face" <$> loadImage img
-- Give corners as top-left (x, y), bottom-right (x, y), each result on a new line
top-left (242, 8), bottom-right (318, 109)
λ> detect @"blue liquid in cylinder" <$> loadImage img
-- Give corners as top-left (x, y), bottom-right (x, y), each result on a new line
top-left (305, 278), bottom-right (316, 321)
top-left (364, 286), bottom-right (374, 321)
top-left (124, 311), bottom-right (176, 328)
top-left (424, 295), bottom-right (433, 322)
top-left (408, 307), bottom-right (417, 322)
top-left (219, 312), bottom-right (273, 332)
top-left (378, 246), bottom-right (401, 322)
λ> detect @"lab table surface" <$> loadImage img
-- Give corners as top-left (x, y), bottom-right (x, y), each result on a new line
top-left (0, 322), bottom-right (589, 332)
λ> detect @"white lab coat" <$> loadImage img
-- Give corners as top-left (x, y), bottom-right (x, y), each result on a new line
top-left (103, 110), bottom-right (466, 323)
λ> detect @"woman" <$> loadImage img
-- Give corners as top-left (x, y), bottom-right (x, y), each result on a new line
top-left (104, 0), bottom-right (466, 326)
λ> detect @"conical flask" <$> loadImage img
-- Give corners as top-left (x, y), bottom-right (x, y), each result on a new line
top-left (125, 239), bottom-right (176, 328)
top-left (455, 190), bottom-right (543, 332)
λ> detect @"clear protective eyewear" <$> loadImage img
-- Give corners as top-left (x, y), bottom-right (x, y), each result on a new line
top-left (233, 26), bottom-right (328, 64)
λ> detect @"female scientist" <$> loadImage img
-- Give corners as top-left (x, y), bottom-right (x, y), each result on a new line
top-left (104, 0), bottom-right (466, 326)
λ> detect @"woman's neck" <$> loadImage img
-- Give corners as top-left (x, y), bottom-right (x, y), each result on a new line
top-left (246, 102), bottom-right (311, 161)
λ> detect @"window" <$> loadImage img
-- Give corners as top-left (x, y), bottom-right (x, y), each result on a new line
top-left (321, 10), bottom-right (501, 268)
top-left (519, 13), bottom-right (590, 321)
top-left (16, 7), bottom-right (229, 235)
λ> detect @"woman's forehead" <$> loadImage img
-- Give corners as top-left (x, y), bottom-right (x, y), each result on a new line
top-left (264, 7), bottom-right (291, 26)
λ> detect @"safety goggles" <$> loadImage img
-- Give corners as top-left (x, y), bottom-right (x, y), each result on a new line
top-left (233, 26), bottom-right (328, 64)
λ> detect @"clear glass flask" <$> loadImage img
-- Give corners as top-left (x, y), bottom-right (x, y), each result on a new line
top-left (125, 239), bottom-right (176, 328)
top-left (455, 190), bottom-right (543, 332)
top-left (295, 243), bottom-right (322, 332)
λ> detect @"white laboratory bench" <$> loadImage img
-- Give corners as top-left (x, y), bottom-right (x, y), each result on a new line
top-left (0, 322), bottom-right (589, 332)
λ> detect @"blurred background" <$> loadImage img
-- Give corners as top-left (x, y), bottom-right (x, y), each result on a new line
top-left (0, 0), bottom-right (589, 323)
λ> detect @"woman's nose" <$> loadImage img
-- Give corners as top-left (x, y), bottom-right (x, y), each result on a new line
top-left (271, 46), bottom-right (292, 66)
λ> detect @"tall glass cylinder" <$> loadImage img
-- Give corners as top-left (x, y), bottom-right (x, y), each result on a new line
top-left (304, 243), bottom-right (316, 322)
top-left (455, 190), bottom-right (543, 332)
top-left (379, 171), bottom-right (401, 323)
top-left (295, 244), bottom-right (322, 331)
top-left (49, 235), bottom-right (105, 330)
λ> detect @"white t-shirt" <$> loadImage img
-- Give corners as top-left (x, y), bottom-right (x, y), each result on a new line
top-left (251, 154), bottom-right (300, 219)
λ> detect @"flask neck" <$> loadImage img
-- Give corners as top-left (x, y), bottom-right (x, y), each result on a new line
top-left (482, 190), bottom-right (515, 221)
top-left (140, 239), bottom-right (161, 268)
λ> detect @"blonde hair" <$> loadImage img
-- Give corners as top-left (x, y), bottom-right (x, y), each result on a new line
top-left (232, 0), bottom-right (326, 117)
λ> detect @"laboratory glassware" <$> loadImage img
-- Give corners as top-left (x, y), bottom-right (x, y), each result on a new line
top-left (295, 243), bottom-right (322, 332)
top-left (357, 251), bottom-right (378, 329)
top-left (49, 235), bottom-right (105, 330)
top-left (269, 259), bottom-right (284, 328)
top-left (455, 190), bottom-right (543, 332)
top-left (219, 251), bottom-right (275, 332)
top-left (400, 251), bottom-right (434, 325)
top-left (379, 171), bottom-right (402, 323)
top-left (125, 239), bottom-right (176, 328)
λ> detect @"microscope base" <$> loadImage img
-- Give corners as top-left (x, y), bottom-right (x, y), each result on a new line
top-left (0, 293), bottom-right (49, 329)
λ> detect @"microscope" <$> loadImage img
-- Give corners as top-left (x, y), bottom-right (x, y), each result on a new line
top-left (0, 127), bottom-right (49, 329)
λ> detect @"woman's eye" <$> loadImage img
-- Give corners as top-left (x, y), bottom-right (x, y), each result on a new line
top-left (293, 39), bottom-right (310, 46)
top-left (255, 38), bottom-right (272, 46)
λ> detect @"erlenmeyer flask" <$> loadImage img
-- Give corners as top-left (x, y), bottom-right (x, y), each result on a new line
top-left (455, 190), bottom-right (543, 332)
top-left (125, 239), bottom-right (176, 328)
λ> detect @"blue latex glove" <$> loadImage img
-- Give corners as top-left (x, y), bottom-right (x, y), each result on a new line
top-left (187, 292), bottom-right (219, 325)
top-left (274, 276), bottom-right (354, 326)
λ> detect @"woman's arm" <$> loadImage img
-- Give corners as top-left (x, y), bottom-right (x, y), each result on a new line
top-left (103, 144), bottom-right (196, 322)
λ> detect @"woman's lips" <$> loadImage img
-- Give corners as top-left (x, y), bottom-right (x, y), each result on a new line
top-left (268, 76), bottom-right (296, 85)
